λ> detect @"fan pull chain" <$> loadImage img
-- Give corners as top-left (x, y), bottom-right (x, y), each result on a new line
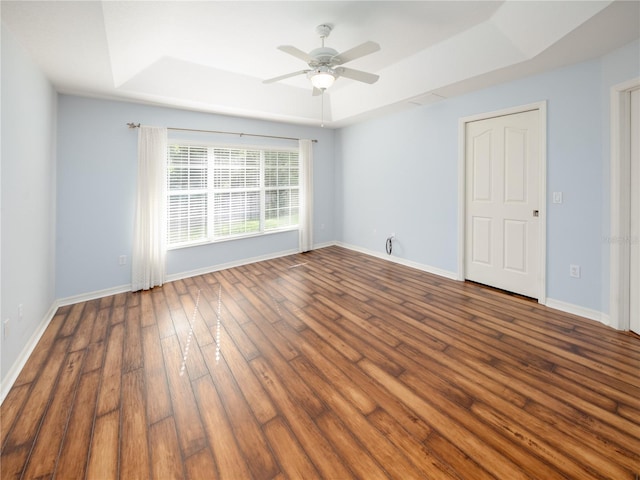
top-left (321, 89), bottom-right (325, 128)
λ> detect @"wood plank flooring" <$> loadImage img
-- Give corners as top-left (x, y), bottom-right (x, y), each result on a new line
top-left (1, 245), bottom-right (639, 479)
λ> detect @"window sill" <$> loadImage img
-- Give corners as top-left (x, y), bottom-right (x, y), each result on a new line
top-left (167, 226), bottom-right (299, 251)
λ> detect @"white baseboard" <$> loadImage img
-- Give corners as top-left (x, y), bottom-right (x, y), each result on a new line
top-left (336, 243), bottom-right (614, 328)
top-left (1, 301), bottom-right (58, 404)
top-left (165, 243), bottom-right (339, 282)
top-left (57, 284), bottom-right (132, 308)
top-left (165, 247), bottom-right (302, 282)
top-left (545, 298), bottom-right (611, 327)
top-left (60, 244), bottom-right (336, 304)
top-left (336, 242), bottom-right (458, 280)
top-left (311, 241), bottom-right (336, 250)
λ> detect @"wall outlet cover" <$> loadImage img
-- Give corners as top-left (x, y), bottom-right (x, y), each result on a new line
top-left (552, 192), bottom-right (563, 204)
top-left (569, 264), bottom-right (581, 278)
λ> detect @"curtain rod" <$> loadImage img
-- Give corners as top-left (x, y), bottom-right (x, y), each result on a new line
top-left (126, 123), bottom-right (317, 143)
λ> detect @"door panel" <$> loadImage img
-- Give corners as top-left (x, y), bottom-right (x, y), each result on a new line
top-left (465, 110), bottom-right (540, 298)
top-left (504, 219), bottom-right (527, 273)
top-left (472, 217), bottom-right (492, 265)
top-left (472, 131), bottom-right (492, 201)
top-left (504, 127), bottom-right (527, 203)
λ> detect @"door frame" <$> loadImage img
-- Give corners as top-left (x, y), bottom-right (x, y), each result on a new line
top-left (457, 101), bottom-right (548, 304)
top-left (610, 77), bottom-right (640, 331)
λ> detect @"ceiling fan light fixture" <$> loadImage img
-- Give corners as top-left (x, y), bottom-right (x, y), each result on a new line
top-left (309, 67), bottom-right (336, 90)
top-left (265, 25), bottom-right (380, 91)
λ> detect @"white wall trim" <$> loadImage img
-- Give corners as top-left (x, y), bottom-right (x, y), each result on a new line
top-left (457, 101), bottom-right (548, 304)
top-left (338, 243), bottom-right (610, 327)
top-left (310, 241), bottom-right (337, 250)
top-left (61, 244), bottom-right (339, 304)
top-left (336, 242), bottom-right (458, 280)
top-left (167, 242), bottom-right (337, 282)
top-left (609, 77), bottom-right (640, 330)
top-left (166, 247), bottom-right (301, 283)
top-left (58, 245), bottom-right (342, 306)
top-left (546, 298), bottom-right (611, 328)
top-left (57, 284), bottom-right (132, 308)
top-left (0, 301), bottom-right (58, 404)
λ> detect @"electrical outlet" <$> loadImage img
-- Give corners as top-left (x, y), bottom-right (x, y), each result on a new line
top-left (18, 304), bottom-right (23, 319)
top-left (552, 192), bottom-right (563, 204)
top-left (569, 264), bottom-right (581, 278)
top-left (119, 255), bottom-right (127, 266)
top-left (3, 319), bottom-right (9, 340)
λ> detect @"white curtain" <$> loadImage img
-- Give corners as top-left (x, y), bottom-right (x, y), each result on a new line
top-left (298, 139), bottom-right (314, 253)
top-left (132, 126), bottom-right (168, 291)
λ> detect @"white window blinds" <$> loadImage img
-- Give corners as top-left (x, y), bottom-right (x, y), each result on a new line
top-left (167, 145), bottom-right (208, 245)
top-left (212, 148), bottom-right (261, 237)
top-left (167, 144), bottom-right (299, 247)
top-left (265, 150), bottom-right (299, 230)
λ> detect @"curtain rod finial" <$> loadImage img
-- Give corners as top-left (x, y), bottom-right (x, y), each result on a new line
top-left (127, 122), bottom-right (141, 129)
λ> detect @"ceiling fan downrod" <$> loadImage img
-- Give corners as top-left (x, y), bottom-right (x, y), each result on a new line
top-left (316, 24), bottom-right (332, 47)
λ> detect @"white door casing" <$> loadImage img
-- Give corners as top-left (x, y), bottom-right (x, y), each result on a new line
top-left (458, 103), bottom-right (547, 302)
top-left (610, 77), bottom-right (640, 331)
top-left (630, 87), bottom-right (640, 334)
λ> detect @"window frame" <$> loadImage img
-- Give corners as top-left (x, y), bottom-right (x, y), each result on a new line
top-left (166, 140), bottom-right (300, 250)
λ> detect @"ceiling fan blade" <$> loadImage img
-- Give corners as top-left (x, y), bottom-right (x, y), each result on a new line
top-left (312, 87), bottom-right (323, 96)
top-left (332, 41), bottom-right (380, 65)
top-left (335, 67), bottom-right (379, 84)
top-left (277, 45), bottom-right (315, 64)
top-left (263, 70), bottom-right (309, 84)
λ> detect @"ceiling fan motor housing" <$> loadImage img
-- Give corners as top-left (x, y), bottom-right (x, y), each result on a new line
top-left (307, 65), bottom-right (335, 78)
top-left (309, 47), bottom-right (339, 66)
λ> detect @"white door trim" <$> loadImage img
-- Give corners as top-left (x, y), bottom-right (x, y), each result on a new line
top-left (610, 77), bottom-right (640, 331)
top-left (457, 101), bottom-right (547, 303)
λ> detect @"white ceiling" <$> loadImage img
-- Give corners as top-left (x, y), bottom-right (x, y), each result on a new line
top-left (2, 1), bottom-right (639, 127)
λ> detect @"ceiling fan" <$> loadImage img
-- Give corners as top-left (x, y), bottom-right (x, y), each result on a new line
top-left (263, 24), bottom-right (380, 95)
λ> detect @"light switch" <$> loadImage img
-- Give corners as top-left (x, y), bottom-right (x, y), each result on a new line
top-left (552, 192), bottom-right (563, 204)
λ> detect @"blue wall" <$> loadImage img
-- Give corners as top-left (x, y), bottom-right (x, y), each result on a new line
top-left (53, 38), bottom-right (640, 312)
top-left (56, 96), bottom-right (335, 299)
top-left (1, 24), bottom-right (57, 382)
top-left (3, 23), bottom-right (638, 390)
top-left (335, 39), bottom-right (640, 314)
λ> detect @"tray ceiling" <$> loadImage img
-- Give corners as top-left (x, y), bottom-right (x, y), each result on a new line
top-left (2, 1), bottom-right (639, 127)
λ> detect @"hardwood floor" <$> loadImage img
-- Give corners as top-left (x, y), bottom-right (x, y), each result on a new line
top-left (1, 245), bottom-right (639, 479)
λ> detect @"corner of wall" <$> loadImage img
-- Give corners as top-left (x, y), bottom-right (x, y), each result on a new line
top-left (1, 23), bottom-right (58, 390)
top-left (0, 301), bottom-right (58, 404)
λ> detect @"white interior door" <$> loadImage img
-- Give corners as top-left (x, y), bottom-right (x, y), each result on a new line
top-left (630, 87), bottom-right (640, 334)
top-left (465, 109), bottom-right (540, 298)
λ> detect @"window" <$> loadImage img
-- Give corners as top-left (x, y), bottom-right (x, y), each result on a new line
top-left (167, 144), bottom-right (299, 247)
